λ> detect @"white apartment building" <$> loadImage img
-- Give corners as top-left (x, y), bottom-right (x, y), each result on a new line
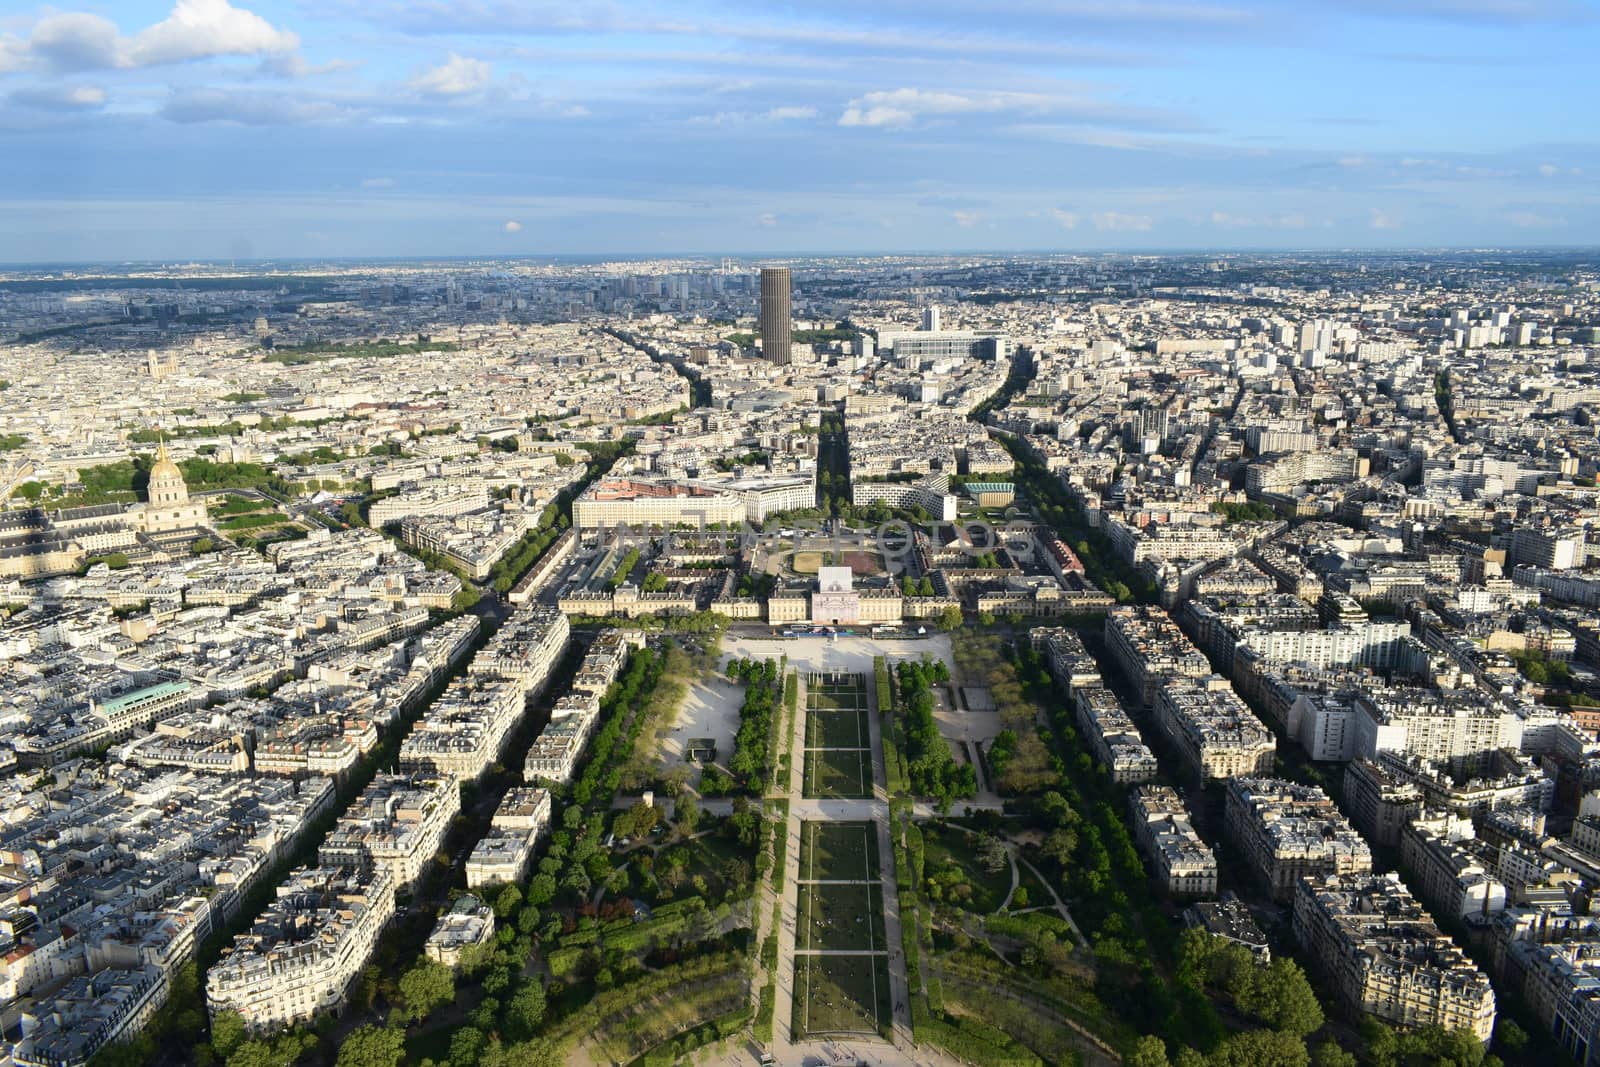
top-left (572, 477), bottom-right (745, 529)
top-left (1351, 688), bottom-right (1524, 773)
top-left (1400, 812), bottom-right (1508, 920)
top-left (1293, 872), bottom-right (1496, 1041)
top-left (1130, 785), bottom-right (1217, 897)
top-left (468, 607), bottom-right (570, 696)
top-left (1224, 778), bottom-right (1371, 901)
top-left (317, 773), bottom-right (460, 890)
top-left (206, 866), bottom-right (395, 1033)
top-left (1155, 678), bottom-right (1277, 780)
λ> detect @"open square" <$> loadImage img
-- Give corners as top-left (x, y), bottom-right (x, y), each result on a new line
top-left (798, 820), bottom-right (879, 882)
top-left (797, 882), bottom-right (884, 950)
top-left (792, 952), bottom-right (892, 1039)
top-left (803, 747), bottom-right (872, 798)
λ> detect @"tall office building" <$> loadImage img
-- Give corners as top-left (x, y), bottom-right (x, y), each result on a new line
top-left (922, 304), bottom-right (941, 332)
top-left (760, 267), bottom-right (792, 366)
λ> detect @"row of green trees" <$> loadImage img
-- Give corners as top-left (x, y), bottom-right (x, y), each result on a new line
top-left (895, 658), bottom-right (976, 805)
top-left (725, 658), bottom-right (781, 794)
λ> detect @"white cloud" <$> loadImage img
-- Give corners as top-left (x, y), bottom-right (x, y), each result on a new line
top-left (127, 0), bottom-right (298, 66)
top-left (1092, 211), bottom-right (1152, 231)
top-left (1368, 207), bottom-right (1398, 229)
top-left (256, 53), bottom-right (357, 79)
top-left (161, 86), bottom-right (345, 124)
top-left (409, 53), bottom-right (491, 97)
top-left (764, 105), bottom-right (817, 121)
top-left (693, 105), bottom-right (819, 126)
top-left (759, 213), bottom-right (779, 227)
top-left (838, 86), bottom-right (1186, 132)
top-left (1053, 210), bottom-right (1082, 229)
top-left (0, 0), bottom-right (297, 72)
top-left (952, 210), bottom-right (980, 227)
top-left (7, 84), bottom-right (106, 110)
top-left (360, 177), bottom-right (395, 188)
top-left (503, 219), bottom-right (523, 232)
top-left (1209, 210), bottom-right (1310, 229)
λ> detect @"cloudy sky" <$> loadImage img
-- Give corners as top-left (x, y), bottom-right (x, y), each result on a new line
top-left (0, 0), bottom-right (1596, 261)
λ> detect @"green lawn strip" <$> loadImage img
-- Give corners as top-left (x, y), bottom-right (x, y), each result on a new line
top-left (802, 748), bottom-right (872, 799)
top-left (798, 821), bottom-right (878, 882)
top-left (792, 953), bottom-right (891, 1040)
top-left (796, 883), bottom-right (884, 951)
top-left (805, 706), bottom-right (871, 748)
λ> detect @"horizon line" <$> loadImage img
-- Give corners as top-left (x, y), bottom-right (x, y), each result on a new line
top-left (3, 243), bottom-right (1600, 272)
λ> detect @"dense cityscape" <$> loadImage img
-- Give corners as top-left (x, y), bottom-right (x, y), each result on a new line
top-left (0, 248), bottom-right (1596, 1067)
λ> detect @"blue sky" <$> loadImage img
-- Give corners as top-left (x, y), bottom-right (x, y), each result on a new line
top-left (0, 0), bottom-right (1596, 261)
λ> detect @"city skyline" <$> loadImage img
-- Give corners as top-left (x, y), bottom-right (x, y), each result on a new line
top-left (1, 0), bottom-right (1597, 261)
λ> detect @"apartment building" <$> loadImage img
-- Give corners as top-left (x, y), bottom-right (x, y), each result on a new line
top-left (572, 477), bottom-right (745, 529)
top-left (317, 773), bottom-right (460, 890)
top-left (1293, 872), bottom-right (1496, 1041)
top-left (1155, 678), bottom-right (1276, 780)
top-left (465, 787), bottom-right (552, 888)
top-left (468, 606), bottom-right (570, 696)
top-left (14, 965), bottom-right (168, 1067)
top-left (1104, 606), bottom-right (1212, 709)
top-left (1400, 811), bottom-right (1508, 920)
top-left (1129, 785), bottom-right (1218, 897)
top-left (1224, 778), bottom-right (1372, 901)
top-left (424, 896), bottom-right (496, 970)
top-left (1506, 940), bottom-right (1600, 1067)
top-left (206, 865), bottom-right (396, 1033)
top-left (1351, 687), bottom-right (1525, 775)
top-left (1074, 685), bottom-right (1159, 784)
top-left (1342, 758), bottom-right (1426, 848)
top-left (398, 676), bottom-right (526, 780)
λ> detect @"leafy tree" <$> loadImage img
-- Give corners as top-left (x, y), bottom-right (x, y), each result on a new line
top-left (976, 833), bottom-right (1009, 874)
top-left (502, 980), bottom-right (547, 1040)
top-left (675, 792), bottom-right (700, 835)
top-left (1207, 1029), bottom-right (1308, 1067)
top-left (1128, 1036), bottom-right (1170, 1067)
top-left (336, 1026), bottom-right (406, 1067)
top-left (1041, 827), bottom-right (1079, 867)
top-left (938, 605), bottom-right (964, 631)
top-left (526, 873), bottom-right (557, 906)
top-left (397, 959), bottom-right (456, 1022)
top-left (210, 1011), bottom-right (248, 1060)
top-left (1248, 958), bottom-right (1323, 1036)
top-left (448, 1027), bottom-right (486, 1067)
top-left (1494, 1020), bottom-right (1528, 1055)
top-left (493, 883), bottom-right (523, 919)
top-left (1310, 1042), bottom-right (1356, 1067)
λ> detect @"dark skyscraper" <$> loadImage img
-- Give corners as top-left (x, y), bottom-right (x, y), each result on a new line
top-left (759, 267), bottom-right (792, 366)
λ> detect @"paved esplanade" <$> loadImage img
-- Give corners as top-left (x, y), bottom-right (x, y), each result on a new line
top-left (723, 634), bottom-right (967, 1067)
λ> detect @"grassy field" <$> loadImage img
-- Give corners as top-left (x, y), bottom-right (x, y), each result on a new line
top-left (798, 820), bottom-right (880, 883)
top-left (792, 953), bottom-right (892, 1039)
top-left (794, 551), bottom-right (823, 574)
top-left (797, 883), bottom-right (884, 950)
top-left (806, 706), bottom-right (869, 747)
top-left (803, 748), bottom-right (872, 798)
